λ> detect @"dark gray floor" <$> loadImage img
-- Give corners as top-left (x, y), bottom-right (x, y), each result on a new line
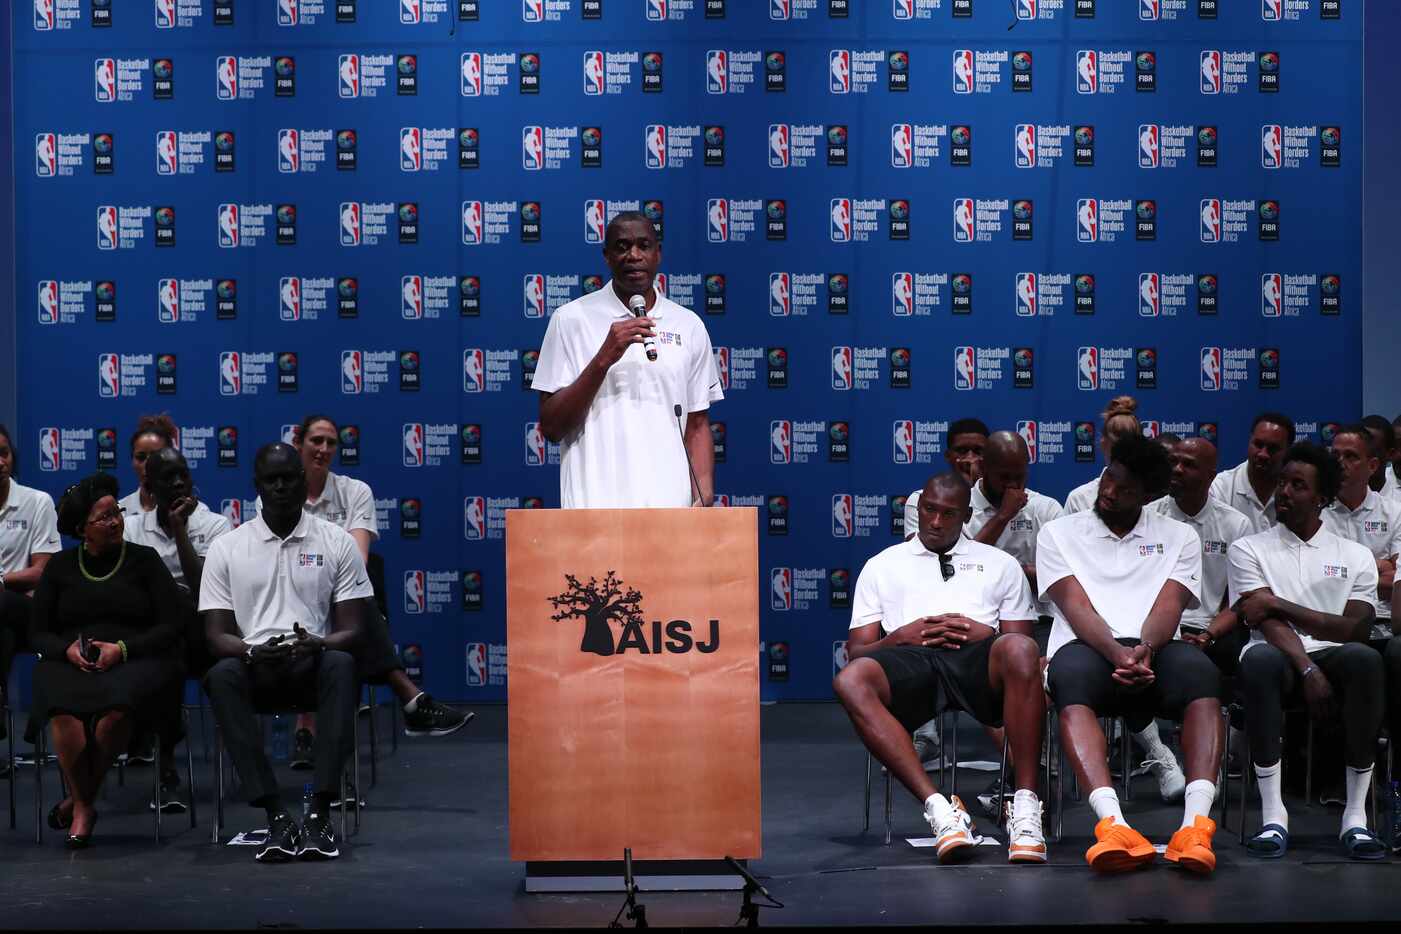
top-left (1, 702), bottom-right (1399, 928)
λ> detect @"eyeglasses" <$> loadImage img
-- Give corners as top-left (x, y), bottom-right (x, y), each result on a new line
top-left (938, 554), bottom-right (956, 582)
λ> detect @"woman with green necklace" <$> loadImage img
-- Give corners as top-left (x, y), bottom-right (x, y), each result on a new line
top-left (25, 473), bottom-right (185, 848)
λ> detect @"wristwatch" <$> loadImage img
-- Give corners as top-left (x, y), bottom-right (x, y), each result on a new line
top-left (244, 644), bottom-right (255, 664)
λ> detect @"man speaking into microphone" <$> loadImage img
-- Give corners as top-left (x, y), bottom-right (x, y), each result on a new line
top-left (533, 211), bottom-right (723, 508)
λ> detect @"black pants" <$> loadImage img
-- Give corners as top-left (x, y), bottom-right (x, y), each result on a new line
top-left (0, 591), bottom-right (32, 695)
top-left (1378, 636), bottom-right (1401, 753)
top-left (356, 607), bottom-right (404, 684)
top-left (1048, 638), bottom-right (1221, 723)
top-left (1239, 642), bottom-right (1383, 769)
top-left (204, 650), bottom-right (358, 803)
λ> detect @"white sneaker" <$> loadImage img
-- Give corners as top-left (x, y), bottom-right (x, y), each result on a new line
top-left (926, 795), bottom-right (978, 864)
top-left (1007, 795), bottom-right (1048, 863)
top-left (1142, 753), bottom-right (1186, 803)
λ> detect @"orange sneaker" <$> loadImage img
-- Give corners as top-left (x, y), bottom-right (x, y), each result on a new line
top-left (1085, 817), bottom-right (1156, 873)
top-left (1165, 816), bottom-right (1217, 874)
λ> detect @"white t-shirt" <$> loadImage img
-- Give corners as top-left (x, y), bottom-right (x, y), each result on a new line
top-left (1227, 523), bottom-right (1378, 657)
top-left (1151, 495), bottom-right (1253, 632)
top-left (198, 511), bottom-right (373, 647)
top-left (1210, 460), bottom-right (1277, 533)
top-left (123, 500), bottom-right (232, 593)
top-left (532, 282), bottom-right (723, 508)
top-left (1322, 489), bottom-right (1401, 628)
top-left (0, 481), bottom-right (62, 574)
top-left (850, 536), bottom-right (1036, 636)
top-left (117, 489), bottom-right (149, 517)
top-left (965, 482), bottom-right (1064, 617)
top-left (255, 471), bottom-right (378, 539)
top-left (1063, 469), bottom-right (1106, 515)
top-left (1379, 464), bottom-right (1400, 502)
top-left (1036, 508), bottom-right (1202, 658)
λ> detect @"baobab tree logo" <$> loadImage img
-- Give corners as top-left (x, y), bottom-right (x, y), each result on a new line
top-left (549, 570), bottom-right (644, 656)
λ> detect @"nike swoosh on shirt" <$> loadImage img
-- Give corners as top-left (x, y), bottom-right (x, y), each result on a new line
top-left (354, 578), bottom-right (368, 586)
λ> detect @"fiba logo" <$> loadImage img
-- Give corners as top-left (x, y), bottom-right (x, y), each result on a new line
top-left (1261, 124), bottom-right (1283, 169)
top-left (1077, 346), bottom-right (1099, 390)
top-left (462, 200), bottom-right (484, 245)
top-left (402, 423), bottom-right (425, 467)
top-left (954, 346), bottom-right (976, 390)
top-left (463, 349), bottom-right (486, 393)
top-left (39, 428), bottom-right (61, 472)
top-left (1139, 0), bottom-right (1159, 19)
top-left (158, 278), bottom-right (181, 323)
top-left (832, 494), bottom-right (854, 538)
top-left (714, 346), bottom-right (731, 391)
top-left (217, 351), bottom-right (241, 396)
top-left (1017, 421), bottom-right (1039, 464)
top-left (1013, 124), bottom-right (1036, 168)
top-left (1076, 50), bottom-right (1098, 94)
top-left (340, 350), bottom-right (363, 394)
top-left (891, 124), bottom-right (913, 168)
top-left (831, 345), bottom-right (854, 390)
top-left (218, 203), bottom-right (240, 248)
top-left (646, 0), bottom-right (668, 21)
top-left (1138, 124), bottom-right (1160, 168)
top-left (464, 496), bottom-right (486, 541)
top-left (1261, 273), bottom-right (1283, 317)
top-left (1200, 198), bottom-right (1222, 243)
top-left (97, 205), bottom-right (118, 251)
top-left (37, 281), bottom-right (58, 325)
top-left (95, 58), bottom-right (117, 102)
top-left (340, 201), bottom-right (362, 246)
top-left (830, 49), bottom-right (852, 94)
top-left (953, 49), bottom-right (974, 94)
top-left (892, 272), bottom-right (914, 317)
top-left (769, 273), bottom-right (791, 317)
top-left (403, 571), bottom-right (426, 616)
top-left (1015, 273), bottom-right (1037, 317)
top-left (830, 198), bottom-right (852, 242)
top-left (400, 127), bottom-right (422, 172)
top-left (1076, 198), bottom-right (1098, 242)
top-left (770, 124), bottom-right (792, 168)
top-left (892, 420), bottom-right (915, 464)
top-left (1200, 347), bottom-right (1223, 391)
top-left (645, 124), bottom-right (667, 169)
top-left (584, 199), bottom-right (605, 244)
top-left (1200, 50), bottom-right (1222, 94)
top-left (707, 198), bottom-right (729, 243)
top-left (216, 55), bottom-right (238, 100)
top-left (706, 50), bottom-right (728, 94)
top-left (770, 420), bottom-right (792, 464)
top-left (402, 0), bottom-right (423, 24)
top-left (1139, 273), bottom-right (1160, 317)
top-left (770, 568), bottom-right (792, 611)
top-left (401, 275), bottom-right (423, 320)
top-left (1262, 0), bottom-right (1281, 20)
top-left (339, 54), bottom-right (360, 98)
top-left (522, 125), bottom-right (544, 171)
top-left (584, 51), bottom-right (605, 95)
top-left (156, 130), bottom-right (179, 175)
top-left (953, 198), bottom-right (974, 243)
top-left (523, 274), bottom-right (546, 319)
top-left (35, 133), bottom-right (56, 177)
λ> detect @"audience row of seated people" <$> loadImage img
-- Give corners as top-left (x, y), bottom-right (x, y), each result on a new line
top-left (0, 416), bottom-right (471, 860)
top-left (838, 399), bottom-right (1401, 871)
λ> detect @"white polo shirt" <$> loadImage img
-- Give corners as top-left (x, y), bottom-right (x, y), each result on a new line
top-left (965, 482), bottom-right (1064, 617)
top-left (1381, 464), bottom-right (1401, 502)
top-left (1322, 489), bottom-right (1401, 629)
top-left (532, 282), bottom-right (723, 509)
top-left (1063, 469), bottom-right (1106, 515)
top-left (1036, 508), bottom-right (1202, 658)
top-left (850, 536), bottom-right (1036, 636)
top-left (123, 500), bottom-right (231, 593)
top-left (1151, 495), bottom-right (1253, 632)
top-left (198, 511), bottom-right (373, 647)
top-left (1210, 460), bottom-right (1278, 533)
top-left (1227, 523), bottom-right (1378, 657)
top-left (117, 490), bottom-right (150, 517)
top-left (255, 471), bottom-right (378, 539)
top-left (0, 481), bottom-right (61, 574)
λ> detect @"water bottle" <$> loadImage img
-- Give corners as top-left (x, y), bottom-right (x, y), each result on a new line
top-left (271, 715), bottom-right (290, 760)
top-left (302, 783), bottom-right (314, 821)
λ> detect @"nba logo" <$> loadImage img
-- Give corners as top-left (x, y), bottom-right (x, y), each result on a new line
top-left (403, 423), bottom-right (425, 467)
top-left (770, 124), bottom-right (792, 168)
top-left (1076, 50), bottom-right (1098, 94)
top-left (218, 203), bottom-right (239, 248)
top-left (584, 200), bottom-right (605, 243)
top-left (39, 429), bottom-right (60, 472)
top-left (462, 200), bottom-right (484, 245)
top-left (280, 424), bottom-right (297, 444)
top-left (35, 0), bottom-right (54, 30)
top-left (831, 345), bottom-right (854, 390)
top-left (954, 346), bottom-right (976, 390)
top-left (1262, 0), bottom-right (1282, 20)
top-left (706, 50), bottom-right (728, 94)
top-left (404, 571), bottom-right (426, 615)
top-left (653, 273), bottom-right (667, 296)
top-left (1142, 421), bottom-right (1160, 439)
top-left (464, 497), bottom-right (486, 541)
top-left (277, 128), bottom-right (299, 173)
top-left (523, 125), bottom-right (545, 171)
top-left (894, 0), bottom-right (914, 19)
top-left (98, 353), bottom-right (121, 398)
top-left (1200, 198), bottom-right (1222, 243)
top-left (402, 0), bottom-right (423, 24)
top-left (463, 349), bottom-right (485, 393)
top-left (707, 198), bottom-right (729, 243)
top-left (402, 275), bottom-right (423, 320)
top-left (523, 274), bottom-right (546, 319)
top-left (1017, 421), bottom-right (1039, 464)
top-left (1139, 273), bottom-right (1160, 317)
top-left (216, 56), bottom-right (238, 100)
top-left (1077, 346), bottom-right (1099, 390)
top-left (277, 0), bottom-right (298, 25)
top-left (771, 0), bottom-right (791, 18)
top-left (1138, 124), bottom-right (1160, 168)
top-left (35, 133), bottom-right (56, 177)
top-left (1261, 124), bottom-right (1282, 169)
top-left (401, 127), bottom-right (423, 172)
top-left (1200, 50), bottom-right (1222, 94)
top-left (466, 643), bottom-right (487, 685)
top-left (830, 198), bottom-right (852, 242)
top-left (770, 568), bottom-right (792, 611)
top-left (95, 58), bottom-right (116, 102)
top-left (340, 350), bottom-right (363, 394)
top-left (461, 53), bottom-right (482, 97)
top-left (221, 500), bottom-right (243, 528)
top-left (584, 51), bottom-right (605, 95)
top-left (1015, 124), bottom-right (1036, 168)
top-left (159, 278), bottom-right (181, 323)
top-left (339, 54), bottom-right (361, 98)
top-left (770, 420), bottom-right (792, 464)
top-left (1015, 273), bottom-right (1037, 317)
top-left (37, 281), bottom-right (58, 324)
top-left (891, 124), bottom-right (912, 168)
top-left (769, 273), bottom-right (791, 318)
top-left (277, 277), bottom-right (300, 320)
top-left (1139, 0), bottom-right (1159, 19)
top-left (714, 347), bottom-right (731, 390)
top-left (953, 49), bottom-right (974, 94)
top-left (1261, 273), bottom-right (1283, 317)
top-left (1200, 347), bottom-right (1222, 391)
top-left (646, 0), bottom-right (668, 21)
top-left (892, 272), bottom-right (914, 317)
top-left (1077, 198), bottom-right (1098, 242)
top-left (832, 494), bottom-right (854, 538)
top-left (1017, 0), bottom-right (1037, 16)
top-left (892, 420), bottom-right (914, 464)
top-left (953, 198), bottom-right (974, 243)
top-left (525, 422), bottom-right (547, 466)
top-left (155, 0), bottom-right (175, 28)
top-left (96, 205), bottom-right (118, 251)
top-left (218, 351), bottom-right (241, 396)
top-left (157, 130), bottom-right (179, 175)
top-left (830, 49), bottom-right (852, 94)
top-left (644, 124), bottom-right (667, 169)
top-left (340, 202), bottom-right (362, 246)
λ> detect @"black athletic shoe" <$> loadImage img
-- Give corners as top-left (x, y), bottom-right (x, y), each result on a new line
top-left (255, 815), bottom-right (301, 863)
top-left (328, 782), bottom-right (367, 810)
top-left (149, 767), bottom-right (187, 813)
top-left (403, 695), bottom-right (474, 737)
top-left (289, 728), bottom-right (315, 771)
top-left (298, 812), bottom-right (340, 860)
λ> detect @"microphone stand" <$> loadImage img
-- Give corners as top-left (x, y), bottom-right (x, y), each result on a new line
top-left (609, 847), bottom-right (648, 928)
top-left (674, 405), bottom-right (705, 507)
top-left (724, 856), bottom-right (783, 928)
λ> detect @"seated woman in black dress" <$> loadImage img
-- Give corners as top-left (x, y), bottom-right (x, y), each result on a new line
top-left (26, 473), bottom-right (185, 847)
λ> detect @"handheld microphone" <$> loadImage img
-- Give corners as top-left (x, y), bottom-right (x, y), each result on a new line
top-left (675, 404), bottom-right (705, 507)
top-left (627, 293), bottom-right (659, 362)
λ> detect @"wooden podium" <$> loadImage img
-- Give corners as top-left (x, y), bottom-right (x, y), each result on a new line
top-left (506, 507), bottom-right (761, 891)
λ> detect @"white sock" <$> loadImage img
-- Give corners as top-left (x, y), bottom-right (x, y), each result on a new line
top-left (1132, 720), bottom-right (1173, 762)
top-left (1088, 786), bottom-right (1126, 826)
top-left (1255, 761), bottom-right (1288, 831)
top-left (403, 691), bottom-right (425, 714)
top-left (924, 792), bottom-right (955, 827)
top-left (1341, 765), bottom-right (1373, 834)
top-left (1012, 788), bottom-right (1040, 819)
top-left (1181, 779), bottom-right (1216, 828)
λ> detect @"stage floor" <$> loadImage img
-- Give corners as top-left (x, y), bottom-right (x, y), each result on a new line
top-left (1, 702), bottom-right (1398, 928)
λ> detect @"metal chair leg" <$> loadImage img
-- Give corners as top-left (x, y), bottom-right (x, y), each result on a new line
top-left (938, 711), bottom-right (948, 790)
top-left (883, 766), bottom-right (893, 846)
top-left (1120, 717), bottom-right (1133, 800)
top-left (34, 729), bottom-right (44, 844)
top-left (352, 702), bottom-right (362, 836)
top-left (1053, 710), bottom-right (1065, 843)
top-left (339, 765), bottom-right (349, 843)
top-left (949, 714), bottom-right (960, 799)
top-left (185, 706), bottom-right (197, 830)
top-left (367, 685), bottom-right (379, 789)
top-left (1305, 718), bottom-right (1314, 810)
top-left (1218, 707), bottom-right (1231, 831)
top-left (7, 705), bottom-right (15, 830)
top-left (863, 752), bottom-right (872, 832)
top-left (212, 726), bottom-right (224, 845)
top-left (153, 735), bottom-right (162, 843)
top-left (996, 734), bottom-right (1010, 829)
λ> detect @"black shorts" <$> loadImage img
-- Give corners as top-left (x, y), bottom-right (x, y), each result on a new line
top-left (1047, 637), bottom-right (1220, 721)
top-left (867, 637), bottom-right (1003, 733)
